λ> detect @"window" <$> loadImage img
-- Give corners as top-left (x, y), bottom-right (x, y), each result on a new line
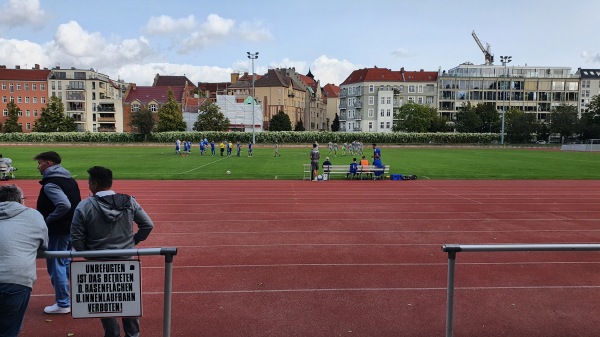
top-left (386, 109), bottom-right (391, 117)
top-left (2, 109), bottom-right (6, 116)
top-left (368, 122), bottom-right (373, 130)
top-left (26, 110), bottom-right (30, 117)
top-left (51, 81), bottom-right (55, 90)
top-left (418, 85), bottom-right (423, 93)
top-left (26, 123), bottom-right (31, 130)
top-left (150, 104), bottom-right (158, 112)
top-left (369, 85), bottom-right (374, 93)
top-left (40, 84), bottom-right (45, 90)
top-left (25, 84), bottom-right (29, 90)
top-left (32, 84), bottom-right (37, 90)
top-left (386, 122), bottom-right (391, 129)
top-left (33, 97), bottom-right (37, 104)
top-left (368, 96), bottom-right (374, 105)
top-left (34, 109), bottom-right (38, 116)
top-left (386, 97), bottom-right (391, 104)
top-left (17, 96), bottom-right (22, 103)
top-left (399, 85), bottom-right (404, 93)
top-left (17, 109), bottom-right (22, 117)
top-left (131, 104), bottom-right (140, 112)
top-left (41, 97), bottom-right (46, 104)
top-left (408, 85), bottom-right (416, 93)
top-left (58, 82), bottom-right (62, 90)
top-left (368, 109), bottom-right (374, 117)
top-left (9, 84), bottom-right (14, 93)
top-left (1, 83), bottom-right (5, 90)
top-left (426, 96), bottom-right (433, 104)
top-left (379, 97), bottom-right (384, 104)
top-left (2, 96), bottom-right (5, 103)
top-left (25, 97), bottom-right (29, 103)
top-left (17, 84), bottom-right (21, 90)
top-left (380, 122), bottom-right (384, 129)
top-left (408, 97), bottom-right (414, 102)
top-left (417, 97), bottom-right (423, 104)
top-left (380, 109), bottom-right (385, 117)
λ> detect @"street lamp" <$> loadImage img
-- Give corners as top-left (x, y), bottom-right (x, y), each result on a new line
top-left (247, 52), bottom-right (259, 144)
top-left (500, 55), bottom-right (512, 145)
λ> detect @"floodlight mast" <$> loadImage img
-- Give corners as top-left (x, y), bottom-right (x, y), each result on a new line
top-left (247, 52), bottom-right (259, 144)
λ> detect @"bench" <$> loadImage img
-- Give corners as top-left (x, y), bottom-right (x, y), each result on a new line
top-left (303, 164), bottom-right (390, 180)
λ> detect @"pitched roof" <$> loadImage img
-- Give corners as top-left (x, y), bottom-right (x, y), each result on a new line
top-left (0, 69), bottom-right (51, 81)
top-left (153, 74), bottom-right (195, 88)
top-left (124, 86), bottom-right (185, 104)
top-left (254, 68), bottom-right (306, 92)
top-left (578, 69), bottom-right (600, 79)
top-left (340, 67), bottom-right (437, 85)
top-left (323, 83), bottom-right (340, 98)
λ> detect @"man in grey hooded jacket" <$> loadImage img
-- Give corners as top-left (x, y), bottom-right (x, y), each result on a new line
top-left (71, 166), bottom-right (153, 337)
top-left (0, 184), bottom-right (48, 337)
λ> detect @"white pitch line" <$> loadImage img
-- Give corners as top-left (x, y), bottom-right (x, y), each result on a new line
top-left (176, 157), bottom-right (227, 174)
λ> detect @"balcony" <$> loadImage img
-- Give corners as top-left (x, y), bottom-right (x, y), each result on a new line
top-left (98, 127), bottom-right (116, 132)
top-left (339, 102), bottom-right (347, 109)
top-left (339, 91), bottom-right (347, 98)
top-left (353, 125), bottom-right (362, 132)
top-left (339, 113), bottom-right (347, 121)
top-left (353, 101), bottom-right (362, 109)
top-left (97, 117), bottom-right (116, 122)
top-left (355, 113), bottom-right (362, 120)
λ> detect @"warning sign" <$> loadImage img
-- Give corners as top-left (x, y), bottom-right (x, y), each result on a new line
top-left (70, 260), bottom-right (142, 318)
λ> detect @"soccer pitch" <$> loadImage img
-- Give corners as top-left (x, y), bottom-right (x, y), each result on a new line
top-left (4, 144), bottom-right (599, 180)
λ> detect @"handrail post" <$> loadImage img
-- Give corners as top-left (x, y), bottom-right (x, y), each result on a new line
top-left (443, 244), bottom-right (461, 337)
top-left (162, 248), bottom-right (177, 337)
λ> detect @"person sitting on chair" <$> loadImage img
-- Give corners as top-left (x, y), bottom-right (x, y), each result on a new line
top-left (372, 154), bottom-right (384, 180)
top-left (346, 158), bottom-right (358, 179)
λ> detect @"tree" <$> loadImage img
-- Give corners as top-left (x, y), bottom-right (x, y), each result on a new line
top-left (130, 108), bottom-right (155, 141)
top-left (156, 90), bottom-right (186, 132)
top-left (193, 100), bottom-right (230, 131)
top-left (294, 118), bottom-right (305, 131)
top-left (475, 102), bottom-right (501, 133)
top-left (269, 111), bottom-right (292, 131)
top-left (578, 94), bottom-right (600, 140)
top-left (3, 101), bottom-right (22, 133)
top-left (331, 113), bottom-right (340, 132)
top-left (33, 96), bottom-right (76, 132)
top-left (549, 104), bottom-right (578, 142)
top-left (393, 102), bottom-right (437, 132)
top-left (455, 103), bottom-right (482, 133)
top-left (505, 108), bottom-right (539, 143)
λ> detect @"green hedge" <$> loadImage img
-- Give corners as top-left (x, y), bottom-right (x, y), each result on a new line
top-left (0, 131), bottom-right (500, 144)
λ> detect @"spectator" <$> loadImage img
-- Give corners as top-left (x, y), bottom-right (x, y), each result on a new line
top-left (347, 158), bottom-right (358, 179)
top-left (34, 151), bottom-right (81, 315)
top-left (372, 154), bottom-right (384, 180)
top-left (360, 155), bottom-right (370, 180)
top-left (0, 184), bottom-right (48, 336)
top-left (322, 156), bottom-right (332, 180)
top-left (310, 143), bottom-right (320, 181)
top-left (71, 166), bottom-right (154, 337)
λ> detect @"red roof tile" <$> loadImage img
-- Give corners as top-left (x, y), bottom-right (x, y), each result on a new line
top-left (0, 69), bottom-right (51, 81)
top-left (124, 86), bottom-right (185, 104)
top-left (340, 67), bottom-right (437, 85)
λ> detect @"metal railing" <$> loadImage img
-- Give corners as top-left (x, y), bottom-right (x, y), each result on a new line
top-left (45, 247), bottom-right (178, 337)
top-left (441, 243), bottom-right (600, 337)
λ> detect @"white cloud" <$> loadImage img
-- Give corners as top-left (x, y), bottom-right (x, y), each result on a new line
top-left (581, 51), bottom-right (600, 63)
top-left (310, 55), bottom-right (360, 85)
top-left (237, 21), bottom-right (273, 42)
top-left (0, 38), bottom-right (49, 68)
top-left (179, 14), bottom-right (235, 54)
top-left (46, 21), bottom-right (154, 69)
top-left (144, 15), bottom-right (197, 35)
top-left (0, 0), bottom-right (46, 28)
top-left (391, 48), bottom-right (412, 58)
top-left (113, 63), bottom-right (232, 86)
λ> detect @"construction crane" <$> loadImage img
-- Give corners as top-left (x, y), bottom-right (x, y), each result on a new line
top-left (471, 30), bottom-right (494, 65)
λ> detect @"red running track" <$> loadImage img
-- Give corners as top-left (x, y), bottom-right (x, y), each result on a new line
top-left (11, 179), bottom-right (600, 337)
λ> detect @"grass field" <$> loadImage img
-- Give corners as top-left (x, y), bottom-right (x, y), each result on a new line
top-left (2, 143), bottom-right (599, 180)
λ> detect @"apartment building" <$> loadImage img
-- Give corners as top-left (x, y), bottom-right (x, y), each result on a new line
top-left (575, 68), bottom-right (600, 113)
top-left (0, 65), bottom-right (50, 132)
top-left (50, 67), bottom-right (126, 132)
top-left (323, 83), bottom-right (340, 130)
top-left (295, 70), bottom-right (327, 131)
top-left (122, 85), bottom-right (186, 133)
top-left (250, 68), bottom-right (306, 130)
top-left (339, 67), bottom-right (438, 133)
top-left (438, 63), bottom-right (579, 122)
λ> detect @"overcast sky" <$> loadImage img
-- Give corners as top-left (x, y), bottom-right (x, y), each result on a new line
top-left (0, 0), bottom-right (599, 86)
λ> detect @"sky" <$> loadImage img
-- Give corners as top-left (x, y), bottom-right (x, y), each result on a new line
top-left (0, 0), bottom-right (599, 87)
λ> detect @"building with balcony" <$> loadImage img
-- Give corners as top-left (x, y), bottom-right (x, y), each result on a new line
top-left (49, 67), bottom-right (125, 132)
top-left (575, 68), bottom-right (600, 114)
top-left (438, 63), bottom-right (579, 122)
top-left (295, 69), bottom-right (328, 131)
top-left (339, 67), bottom-right (438, 132)
top-left (0, 64), bottom-right (51, 132)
